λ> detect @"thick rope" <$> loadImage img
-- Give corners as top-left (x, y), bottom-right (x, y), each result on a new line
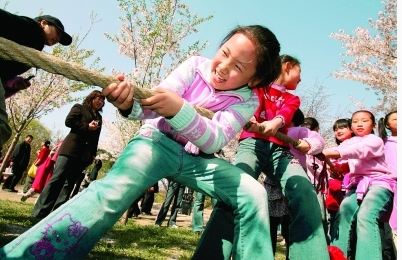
top-left (0, 37), bottom-right (299, 146)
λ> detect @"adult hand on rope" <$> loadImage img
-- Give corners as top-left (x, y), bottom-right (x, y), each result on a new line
top-left (102, 75), bottom-right (134, 111)
top-left (140, 87), bottom-right (184, 118)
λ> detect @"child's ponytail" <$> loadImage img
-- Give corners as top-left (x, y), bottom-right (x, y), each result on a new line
top-left (378, 117), bottom-right (388, 139)
top-left (378, 110), bottom-right (397, 139)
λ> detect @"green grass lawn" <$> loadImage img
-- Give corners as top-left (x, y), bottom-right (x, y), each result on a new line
top-left (0, 199), bottom-right (286, 259)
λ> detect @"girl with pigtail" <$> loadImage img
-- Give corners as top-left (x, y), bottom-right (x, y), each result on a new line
top-left (324, 110), bottom-right (396, 259)
top-left (378, 110), bottom-right (397, 259)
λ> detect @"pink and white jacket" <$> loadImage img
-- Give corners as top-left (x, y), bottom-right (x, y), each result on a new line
top-left (125, 56), bottom-right (260, 154)
top-left (329, 134), bottom-right (396, 198)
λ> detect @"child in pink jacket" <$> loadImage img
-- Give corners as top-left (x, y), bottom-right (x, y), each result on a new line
top-left (324, 110), bottom-right (396, 259)
top-left (378, 110), bottom-right (397, 259)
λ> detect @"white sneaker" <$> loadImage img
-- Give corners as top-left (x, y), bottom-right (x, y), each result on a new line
top-left (169, 224), bottom-right (179, 228)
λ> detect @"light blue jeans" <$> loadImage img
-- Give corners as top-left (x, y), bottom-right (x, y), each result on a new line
top-left (0, 126), bottom-right (271, 259)
top-left (331, 186), bottom-right (393, 259)
top-left (193, 138), bottom-right (330, 260)
top-left (191, 191), bottom-right (217, 232)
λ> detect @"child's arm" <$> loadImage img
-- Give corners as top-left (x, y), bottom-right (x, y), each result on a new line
top-left (326, 135), bottom-right (384, 160)
top-left (323, 150), bottom-right (341, 159)
top-left (103, 59), bottom-right (259, 154)
top-left (245, 94), bottom-right (300, 137)
top-left (302, 129), bottom-right (325, 155)
top-left (244, 116), bottom-right (283, 136)
top-left (288, 127), bottom-right (324, 154)
top-left (166, 95), bottom-right (259, 154)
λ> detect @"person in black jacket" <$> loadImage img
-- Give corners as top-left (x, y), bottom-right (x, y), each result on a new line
top-left (154, 181), bottom-right (186, 228)
top-left (32, 90), bottom-right (104, 218)
top-left (2, 135), bottom-right (33, 192)
top-left (0, 8), bottom-right (72, 148)
top-left (127, 182), bottom-right (159, 218)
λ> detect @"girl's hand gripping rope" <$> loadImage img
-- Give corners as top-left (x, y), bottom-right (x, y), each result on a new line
top-left (102, 75), bottom-right (134, 111)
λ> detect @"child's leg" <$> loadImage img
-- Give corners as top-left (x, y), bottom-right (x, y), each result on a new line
top-left (330, 189), bottom-right (358, 257)
top-left (174, 152), bottom-right (271, 260)
top-left (281, 215), bottom-right (291, 260)
top-left (269, 216), bottom-right (281, 255)
top-left (0, 127), bottom-right (271, 259)
top-left (379, 222), bottom-right (396, 260)
top-left (0, 127), bottom-right (181, 259)
top-left (194, 138), bottom-right (330, 260)
top-left (271, 144), bottom-right (329, 259)
top-left (317, 191), bottom-right (330, 244)
top-left (193, 202), bottom-right (234, 259)
top-left (193, 137), bottom-right (271, 260)
top-left (327, 209), bottom-right (338, 240)
top-left (355, 186), bottom-right (393, 259)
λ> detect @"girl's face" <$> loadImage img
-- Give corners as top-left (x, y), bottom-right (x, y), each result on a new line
top-left (351, 111), bottom-right (375, 136)
top-left (280, 63), bottom-right (301, 90)
top-left (210, 33), bottom-right (260, 91)
top-left (386, 112), bottom-right (397, 136)
top-left (334, 126), bottom-right (353, 142)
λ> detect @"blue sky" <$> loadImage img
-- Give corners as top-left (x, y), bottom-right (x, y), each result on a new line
top-left (2, 0), bottom-right (390, 136)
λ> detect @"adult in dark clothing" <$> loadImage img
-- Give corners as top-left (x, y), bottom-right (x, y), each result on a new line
top-left (69, 170), bottom-right (87, 199)
top-left (22, 140), bottom-right (51, 193)
top-left (154, 181), bottom-right (185, 228)
top-left (70, 157), bottom-right (102, 198)
top-left (0, 9), bottom-right (72, 148)
top-left (127, 182), bottom-right (159, 217)
top-left (89, 158), bottom-right (102, 181)
top-left (70, 158), bottom-right (103, 196)
top-left (2, 135), bottom-right (33, 192)
top-left (140, 182), bottom-right (159, 215)
top-left (32, 90), bottom-right (104, 218)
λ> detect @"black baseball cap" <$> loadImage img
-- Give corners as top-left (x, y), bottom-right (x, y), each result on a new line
top-left (34, 15), bottom-right (72, 46)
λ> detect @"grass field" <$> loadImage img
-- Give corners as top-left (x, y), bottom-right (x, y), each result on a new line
top-left (0, 199), bottom-right (286, 259)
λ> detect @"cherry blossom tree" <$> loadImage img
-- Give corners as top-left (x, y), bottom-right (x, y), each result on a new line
top-left (330, 0), bottom-right (397, 113)
top-left (0, 14), bottom-right (103, 175)
top-left (295, 79), bottom-right (353, 147)
top-left (99, 0), bottom-right (212, 158)
top-left (98, 112), bottom-right (141, 158)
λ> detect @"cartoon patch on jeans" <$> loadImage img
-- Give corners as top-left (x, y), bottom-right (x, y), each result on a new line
top-left (29, 213), bottom-right (88, 259)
